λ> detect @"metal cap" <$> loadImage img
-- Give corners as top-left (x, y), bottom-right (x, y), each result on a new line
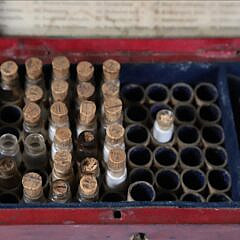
top-left (25, 57), bottom-right (43, 80)
top-left (54, 127), bottom-right (72, 148)
top-left (79, 100), bottom-right (96, 124)
top-left (108, 148), bottom-right (126, 172)
top-left (77, 61), bottom-right (94, 82)
top-left (51, 80), bottom-right (69, 102)
top-left (156, 109), bottom-right (174, 130)
top-left (0, 60), bottom-right (18, 83)
top-left (81, 157), bottom-right (99, 176)
top-left (104, 98), bottom-right (122, 122)
top-left (103, 59), bottom-right (120, 81)
top-left (25, 85), bottom-right (43, 103)
top-left (77, 82), bottom-right (95, 100)
top-left (0, 157), bottom-right (17, 178)
top-left (102, 81), bottom-right (119, 99)
top-left (79, 174), bottom-right (98, 196)
top-left (106, 123), bottom-right (124, 145)
top-left (23, 102), bottom-right (41, 124)
top-left (52, 56), bottom-right (70, 81)
top-left (50, 101), bottom-right (68, 124)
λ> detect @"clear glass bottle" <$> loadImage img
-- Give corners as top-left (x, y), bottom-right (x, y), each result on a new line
top-left (102, 59), bottom-right (120, 86)
top-left (22, 172), bottom-right (46, 203)
top-left (0, 133), bottom-right (22, 168)
top-left (23, 133), bottom-right (48, 170)
top-left (49, 179), bottom-right (71, 203)
top-left (50, 80), bottom-right (69, 105)
top-left (52, 56), bottom-right (70, 81)
top-left (79, 157), bottom-right (100, 179)
top-left (76, 61), bottom-right (94, 83)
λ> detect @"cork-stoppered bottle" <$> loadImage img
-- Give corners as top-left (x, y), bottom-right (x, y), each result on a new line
top-left (102, 59), bottom-right (120, 85)
top-left (51, 80), bottom-right (69, 105)
top-left (80, 157), bottom-right (100, 178)
top-left (22, 172), bottom-right (46, 203)
top-left (76, 61), bottom-right (94, 83)
top-left (52, 56), bottom-right (70, 81)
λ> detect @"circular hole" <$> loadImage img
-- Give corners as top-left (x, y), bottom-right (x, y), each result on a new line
top-left (156, 170), bottom-right (179, 191)
top-left (205, 147), bottom-right (227, 167)
top-left (196, 83), bottom-right (218, 102)
top-left (180, 147), bottom-right (202, 167)
top-left (208, 193), bottom-right (231, 202)
top-left (199, 105), bottom-right (220, 123)
top-left (178, 126), bottom-right (199, 144)
top-left (129, 168), bottom-right (154, 185)
top-left (121, 84), bottom-right (144, 103)
top-left (129, 146), bottom-right (151, 166)
top-left (126, 105), bottom-right (148, 122)
top-left (150, 103), bottom-right (172, 120)
top-left (101, 192), bottom-right (124, 202)
top-left (130, 182), bottom-right (155, 201)
top-left (0, 105), bottom-right (21, 123)
top-left (202, 125), bottom-right (224, 144)
top-left (175, 105), bottom-right (195, 123)
top-left (172, 84), bottom-right (192, 102)
top-left (147, 84), bottom-right (168, 102)
top-left (0, 127), bottom-right (20, 140)
top-left (0, 193), bottom-right (18, 203)
top-left (208, 169), bottom-right (231, 191)
top-left (113, 210), bottom-right (122, 219)
top-left (156, 192), bottom-right (177, 201)
top-left (127, 125), bottom-right (148, 144)
top-left (181, 193), bottom-right (203, 202)
top-left (154, 147), bottom-right (177, 167)
top-left (182, 170), bottom-right (205, 191)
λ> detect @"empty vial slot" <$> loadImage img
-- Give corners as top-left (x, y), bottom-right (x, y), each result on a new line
top-left (156, 169), bottom-right (180, 192)
top-left (101, 192), bottom-right (125, 202)
top-left (207, 169), bottom-right (231, 193)
top-left (156, 192), bottom-right (177, 201)
top-left (171, 83), bottom-right (193, 104)
top-left (129, 168), bottom-right (154, 185)
top-left (146, 83), bottom-right (169, 104)
top-left (204, 146), bottom-right (227, 169)
top-left (207, 193), bottom-right (232, 202)
top-left (180, 147), bottom-right (203, 169)
top-left (198, 104), bottom-right (221, 124)
top-left (0, 105), bottom-right (22, 125)
top-left (0, 193), bottom-right (19, 203)
top-left (121, 84), bottom-right (145, 104)
top-left (150, 103), bottom-right (172, 121)
top-left (174, 104), bottom-right (196, 124)
top-left (128, 146), bottom-right (152, 168)
top-left (181, 192), bottom-right (204, 202)
top-left (182, 169), bottom-right (206, 192)
top-left (128, 181), bottom-right (155, 201)
top-left (154, 147), bottom-right (178, 168)
top-left (202, 125), bottom-right (224, 146)
top-left (195, 83), bottom-right (218, 105)
top-left (125, 105), bottom-right (148, 124)
top-left (126, 124), bottom-right (149, 145)
top-left (177, 125), bottom-right (200, 145)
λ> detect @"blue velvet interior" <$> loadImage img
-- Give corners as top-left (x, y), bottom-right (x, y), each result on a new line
top-left (1, 62), bottom-right (240, 209)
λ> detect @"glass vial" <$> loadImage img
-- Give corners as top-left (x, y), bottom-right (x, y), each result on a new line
top-left (79, 157), bottom-right (100, 178)
top-left (50, 80), bottom-right (69, 105)
top-left (76, 61), bottom-right (94, 83)
top-left (102, 59), bottom-right (120, 85)
top-left (49, 179), bottom-right (71, 203)
top-left (52, 56), bottom-right (70, 81)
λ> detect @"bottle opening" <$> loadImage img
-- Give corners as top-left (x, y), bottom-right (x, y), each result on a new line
top-left (156, 170), bottom-right (180, 191)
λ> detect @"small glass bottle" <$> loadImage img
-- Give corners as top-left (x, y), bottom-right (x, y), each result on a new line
top-left (23, 133), bottom-right (48, 170)
top-left (49, 101), bottom-right (69, 142)
top-left (49, 179), bottom-right (72, 203)
top-left (51, 127), bottom-right (73, 160)
top-left (76, 100), bottom-right (97, 137)
top-left (77, 174), bottom-right (99, 202)
top-left (79, 157), bottom-right (100, 179)
top-left (103, 123), bottom-right (125, 164)
top-left (0, 60), bottom-right (23, 106)
top-left (52, 56), bottom-right (70, 81)
top-left (76, 61), bottom-right (94, 83)
top-left (22, 172), bottom-right (46, 203)
top-left (101, 81), bottom-right (120, 104)
top-left (0, 133), bottom-right (22, 168)
top-left (0, 157), bottom-right (21, 194)
top-left (102, 59), bottom-right (120, 86)
top-left (50, 80), bottom-right (69, 105)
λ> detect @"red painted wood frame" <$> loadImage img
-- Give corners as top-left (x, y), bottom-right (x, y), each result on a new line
top-left (0, 37), bottom-right (240, 225)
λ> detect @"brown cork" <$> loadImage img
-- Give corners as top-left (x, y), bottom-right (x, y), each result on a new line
top-left (156, 109), bottom-right (174, 130)
top-left (83, 131), bottom-right (94, 142)
top-left (51, 80), bottom-right (69, 102)
top-left (0, 157), bottom-right (16, 178)
top-left (53, 157), bottom-right (71, 175)
top-left (104, 98), bottom-right (122, 122)
top-left (25, 85), bottom-right (43, 103)
top-left (53, 151), bottom-right (72, 164)
top-left (108, 148), bottom-right (126, 171)
top-left (79, 175), bottom-right (98, 196)
top-left (25, 57), bottom-right (43, 80)
top-left (22, 172), bottom-right (42, 199)
top-left (52, 56), bottom-right (70, 81)
top-left (52, 180), bottom-right (69, 197)
top-left (50, 101), bottom-right (68, 124)
top-left (106, 123), bottom-right (125, 145)
top-left (23, 102), bottom-right (41, 124)
top-left (79, 100), bottom-right (96, 124)
top-left (77, 61), bottom-right (94, 82)
top-left (54, 127), bottom-right (72, 148)
top-left (102, 81), bottom-right (119, 100)
top-left (77, 82), bottom-right (95, 101)
top-left (103, 59), bottom-right (120, 81)
top-left (81, 157), bottom-right (99, 176)
top-left (0, 60), bottom-right (18, 83)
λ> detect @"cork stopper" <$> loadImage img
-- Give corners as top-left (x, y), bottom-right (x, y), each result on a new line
top-left (53, 151), bottom-right (72, 164)
top-left (108, 148), bottom-right (126, 172)
top-left (22, 172), bottom-right (42, 199)
top-left (0, 157), bottom-right (16, 178)
top-left (53, 156), bottom-right (72, 175)
top-left (77, 61), bottom-right (94, 82)
top-left (25, 85), bottom-right (43, 103)
top-left (103, 59), bottom-right (120, 81)
top-left (83, 131), bottom-right (94, 143)
top-left (77, 82), bottom-right (95, 101)
top-left (51, 80), bottom-right (69, 102)
top-left (0, 60), bottom-right (18, 83)
top-left (52, 56), bottom-right (70, 81)
top-left (104, 98), bottom-right (122, 122)
top-left (54, 127), bottom-right (72, 148)
top-left (156, 109), bottom-right (174, 130)
top-left (79, 100), bottom-right (96, 124)
top-left (81, 157), bottom-right (99, 176)
top-left (52, 180), bottom-right (69, 198)
top-left (25, 57), bottom-right (43, 80)
top-left (106, 123), bottom-right (125, 145)
top-left (23, 102), bottom-right (41, 124)
top-left (79, 174), bottom-right (98, 196)
top-left (50, 101), bottom-right (68, 124)
top-left (102, 81), bottom-right (119, 100)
